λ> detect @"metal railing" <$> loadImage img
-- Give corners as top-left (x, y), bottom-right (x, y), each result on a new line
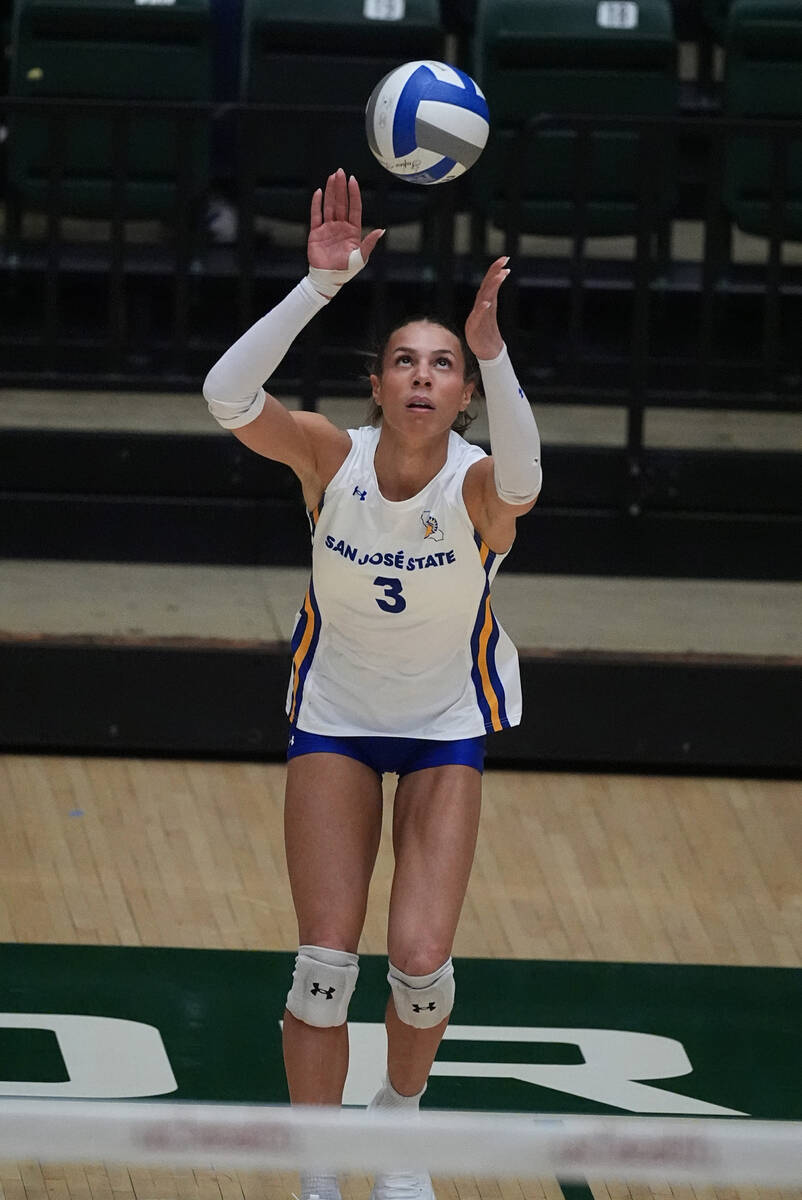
top-left (1, 98), bottom-right (801, 443)
top-left (497, 111), bottom-right (802, 473)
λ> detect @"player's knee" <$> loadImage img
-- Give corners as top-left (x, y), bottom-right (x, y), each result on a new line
top-left (286, 944), bottom-right (359, 1027)
top-left (388, 956), bottom-right (455, 1029)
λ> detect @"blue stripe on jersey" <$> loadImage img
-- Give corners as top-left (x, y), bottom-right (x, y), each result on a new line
top-left (288, 578), bottom-right (322, 725)
top-left (484, 606), bottom-right (509, 727)
top-left (307, 491), bottom-right (326, 540)
top-left (469, 593), bottom-right (494, 731)
top-left (469, 531), bottom-right (509, 732)
top-left (473, 527), bottom-right (493, 572)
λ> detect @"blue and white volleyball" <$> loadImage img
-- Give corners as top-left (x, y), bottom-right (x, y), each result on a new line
top-left (365, 60), bottom-right (490, 185)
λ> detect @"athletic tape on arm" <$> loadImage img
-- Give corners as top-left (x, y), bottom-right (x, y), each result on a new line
top-left (202, 277), bottom-right (329, 429)
top-left (307, 247), bottom-right (367, 297)
top-left (479, 345), bottom-right (542, 505)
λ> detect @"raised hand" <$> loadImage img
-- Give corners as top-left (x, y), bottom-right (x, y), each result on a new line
top-left (464, 256), bottom-right (510, 361)
top-left (308, 168), bottom-right (384, 271)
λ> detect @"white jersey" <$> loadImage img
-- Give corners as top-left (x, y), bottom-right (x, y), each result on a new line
top-left (286, 425), bottom-right (522, 739)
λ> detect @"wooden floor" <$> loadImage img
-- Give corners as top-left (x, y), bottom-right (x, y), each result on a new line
top-left (1, 755), bottom-right (800, 1200)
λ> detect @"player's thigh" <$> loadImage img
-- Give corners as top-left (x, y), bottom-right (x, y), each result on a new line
top-left (285, 751), bottom-right (384, 950)
top-left (387, 763), bottom-right (482, 971)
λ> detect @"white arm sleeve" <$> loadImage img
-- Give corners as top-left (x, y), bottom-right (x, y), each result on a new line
top-left (202, 276), bottom-right (329, 429)
top-left (203, 247), bottom-right (369, 429)
top-left (479, 343), bottom-right (542, 505)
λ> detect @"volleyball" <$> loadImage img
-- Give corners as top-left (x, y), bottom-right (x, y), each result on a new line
top-left (365, 60), bottom-right (490, 186)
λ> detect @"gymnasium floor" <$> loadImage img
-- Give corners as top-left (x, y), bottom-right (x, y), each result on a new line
top-left (1, 755), bottom-right (800, 1200)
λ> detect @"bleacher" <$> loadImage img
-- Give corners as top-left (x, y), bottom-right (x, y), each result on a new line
top-left (470, 0), bottom-right (678, 238)
top-left (0, 0), bottom-right (800, 770)
top-left (240, 0), bottom-right (445, 225)
top-left (7, 0), bottom-right (212, 223)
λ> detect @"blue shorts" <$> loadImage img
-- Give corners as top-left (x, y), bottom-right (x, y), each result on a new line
top-left (287, 728), bottom-right (486, 778)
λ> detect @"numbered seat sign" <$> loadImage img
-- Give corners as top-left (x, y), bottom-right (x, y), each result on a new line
top-left (597, 2), bottom-right (639, 29)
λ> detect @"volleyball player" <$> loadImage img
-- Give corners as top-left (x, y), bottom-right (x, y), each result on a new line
top-left (203, 168), bottom-right (542, 1200)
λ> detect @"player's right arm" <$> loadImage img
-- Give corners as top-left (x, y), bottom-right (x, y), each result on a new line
top-left (231, 395), bottom-right (351, 507)
top-left (202, 274), bottom-right (351, 504)
top-left (203, 169), bottom-right (383, 504)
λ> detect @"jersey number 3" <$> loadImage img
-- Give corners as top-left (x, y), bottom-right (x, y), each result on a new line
top-left (373, 576), bottom-right (406, 613)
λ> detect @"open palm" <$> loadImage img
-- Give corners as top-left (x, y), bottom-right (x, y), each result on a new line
top-left (464, 256), bottom-right (509, 360)
top-left (308, 168), bottom-right (383, 270)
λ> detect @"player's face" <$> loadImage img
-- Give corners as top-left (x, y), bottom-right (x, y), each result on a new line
top-left (370, 321), bottom-right (474, 434)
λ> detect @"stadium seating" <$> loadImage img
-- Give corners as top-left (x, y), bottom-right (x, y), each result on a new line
top-left (1, 0), bottom-right (11, 90)
top-left (722, 0), bottom-right (802, 239)
top-left (702, 0), bottom-right (734, 40)
top-left (1, 0), bottom-right (11, 195)
top-left (239, 0), bottom-right (445, 225)
top-left (470, 0), bottom-right (678, 237)
top-left (7, 0), bottom-right (212, 221)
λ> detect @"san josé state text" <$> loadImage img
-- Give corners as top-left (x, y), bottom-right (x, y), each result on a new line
top-left (324, 536), bottom-right (457, 571)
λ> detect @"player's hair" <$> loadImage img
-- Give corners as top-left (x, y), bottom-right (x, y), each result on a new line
top-left (366, 315), bottom-right (480, 436)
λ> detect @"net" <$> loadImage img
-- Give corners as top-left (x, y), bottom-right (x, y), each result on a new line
top-left (0, 1099), bottom-right (799, 1187)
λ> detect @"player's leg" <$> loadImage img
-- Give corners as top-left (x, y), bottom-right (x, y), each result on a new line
top-left (283, 750), bottom-right (383, 1106)
top-left (368, 761), bottom-right (481, 1200)
top-left (384, 761), bottom-right (481, 1095)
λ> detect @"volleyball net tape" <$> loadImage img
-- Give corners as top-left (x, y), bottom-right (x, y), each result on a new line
top-left (0, 1099), bottom-right (800, 1184)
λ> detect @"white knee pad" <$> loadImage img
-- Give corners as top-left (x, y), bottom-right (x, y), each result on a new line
top-left (286, 944), bottom-right (359, 1028)
top-left (388, 957), bottom-right (455, 1029)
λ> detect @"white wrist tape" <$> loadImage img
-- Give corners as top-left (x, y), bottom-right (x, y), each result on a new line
top-left (202, 276), bottom-right (328, 429)
top-left (479, 344), bottom-right (542, 505)
top-left (306, 246), bottom-right (367, 297)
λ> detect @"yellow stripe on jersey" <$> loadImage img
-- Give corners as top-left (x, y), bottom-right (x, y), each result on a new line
top-left (476, 592), bottom-right (504, 732)
top-left (471, 533), bottom-right (506, 733)
top-left (289, 588), bottom-right (317, 725)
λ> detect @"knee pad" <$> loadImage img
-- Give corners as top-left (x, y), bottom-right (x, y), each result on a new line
top-left (388, 957), bottom-right (455, 1029)
top-left (286, 944), bottom-right (359, 1028)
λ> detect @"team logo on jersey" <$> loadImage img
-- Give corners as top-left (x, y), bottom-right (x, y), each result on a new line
top-left (352, 485), bottom-right (367, 501)
top-left (421, 510), bottom-right (444, 541)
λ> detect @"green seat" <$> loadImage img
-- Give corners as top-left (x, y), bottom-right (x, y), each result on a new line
top-left (8, 0), bottom-right (212, 220)
top-left (2, 0), bottom-right (11, 92)
top-left (470, 0), bottom-right (678, 237)
top-left (723, 0), bottom-right (802, 239)
top-left (240, 0), bottom-right (445, 225)
top-left (702, 0), bottom-right (734, 40)
top-left (1, 0), bottom-right (11, 196)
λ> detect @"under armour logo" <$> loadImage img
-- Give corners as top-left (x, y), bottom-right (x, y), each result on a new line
top-left (353, 485), bottom-right (367, 501)
top-left (412, 1001), bottom-right (437, 1013)
top-left (310, 982), bottom-right (336, 999)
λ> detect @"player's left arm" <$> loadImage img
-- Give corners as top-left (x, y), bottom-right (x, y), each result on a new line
top-left (462, 258), bottom-right (542, 552)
